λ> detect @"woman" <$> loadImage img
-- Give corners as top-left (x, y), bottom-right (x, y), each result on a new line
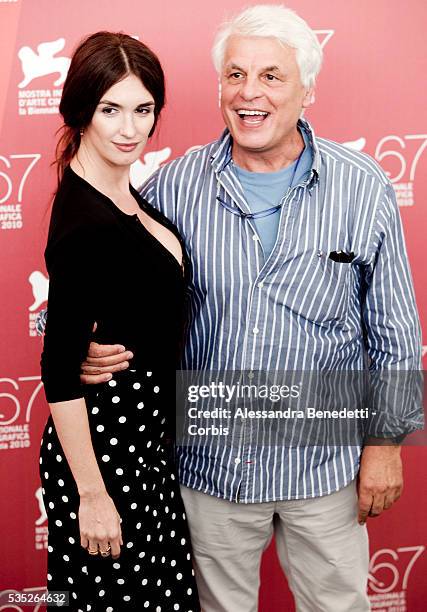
top-left (40, 32), bottom-right (200, 611)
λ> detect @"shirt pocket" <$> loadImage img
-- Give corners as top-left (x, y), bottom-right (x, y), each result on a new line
top-left (284, 253), bottom-right (353, 326)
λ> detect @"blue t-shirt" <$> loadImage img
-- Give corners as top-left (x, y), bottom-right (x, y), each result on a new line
top-left (234, 131), bottom-right (312, 259)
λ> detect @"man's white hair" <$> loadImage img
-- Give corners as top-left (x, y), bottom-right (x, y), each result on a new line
top-left (211, 4), bottom-right (323, 88)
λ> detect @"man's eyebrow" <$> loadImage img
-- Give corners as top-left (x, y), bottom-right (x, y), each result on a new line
top-left (98, 100), bottom-right (155, 108)
top-left (224, 63), bottom-right (283, 74)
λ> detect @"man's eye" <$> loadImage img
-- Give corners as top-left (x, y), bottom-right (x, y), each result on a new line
top-left (264, 74), bottom-right (277, 81)
top-left (229, 72), bottom-right (244, 80)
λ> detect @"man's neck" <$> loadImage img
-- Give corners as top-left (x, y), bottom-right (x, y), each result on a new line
top-left (231, 127), bottom-right (305, 173)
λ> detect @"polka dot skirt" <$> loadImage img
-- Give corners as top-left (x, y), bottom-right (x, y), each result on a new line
top-left (40, 369), bottom-right (200, 611)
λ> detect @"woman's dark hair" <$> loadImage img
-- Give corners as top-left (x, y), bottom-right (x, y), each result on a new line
top-left (55, 32), bottom-right (165, 180)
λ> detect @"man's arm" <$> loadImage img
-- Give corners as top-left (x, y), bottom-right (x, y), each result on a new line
top-left (357, 183), bottom-right (422, 524)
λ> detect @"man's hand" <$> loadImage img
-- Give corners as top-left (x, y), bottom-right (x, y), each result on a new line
top-left (357, 443), bottom-right (403, 524)
top-left (80, 342), bottom-right (133, 384)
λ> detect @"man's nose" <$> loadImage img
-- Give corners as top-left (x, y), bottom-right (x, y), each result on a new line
top-left (239, 76), bottom-right (262, 100)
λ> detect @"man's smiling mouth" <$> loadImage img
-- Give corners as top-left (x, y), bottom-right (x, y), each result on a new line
top-left (235, 109), bottom-right (269, 124)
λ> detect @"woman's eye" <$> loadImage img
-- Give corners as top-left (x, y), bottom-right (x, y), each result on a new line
top-left (136, 107), bottom-right (151, 114)
top-left (101, 107), bottom-right (117, 115)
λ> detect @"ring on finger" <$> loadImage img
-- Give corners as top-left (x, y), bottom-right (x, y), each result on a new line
top-left (88, 547), bottom-right (99, 556)
top-left (100, 545), bottom-right (111, 557)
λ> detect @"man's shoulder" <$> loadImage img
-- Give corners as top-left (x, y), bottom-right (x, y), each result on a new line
top-left (145, 138), bottom-right (220, 189)
top-left (316, 135), bottom-right (389, 187)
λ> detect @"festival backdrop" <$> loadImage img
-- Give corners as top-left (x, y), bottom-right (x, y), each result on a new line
top-left (0, 0), bottom-right (426, 610)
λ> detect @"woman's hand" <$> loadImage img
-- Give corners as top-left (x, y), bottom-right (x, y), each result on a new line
top-left (79, 490), bottom-right (123, 558)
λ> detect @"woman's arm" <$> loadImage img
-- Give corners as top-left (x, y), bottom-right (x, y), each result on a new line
top-left (49, 397), bottom-right (122, 557)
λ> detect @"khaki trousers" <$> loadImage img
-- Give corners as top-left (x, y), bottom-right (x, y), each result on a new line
top-left (180, 481), bottom-right (370, 612)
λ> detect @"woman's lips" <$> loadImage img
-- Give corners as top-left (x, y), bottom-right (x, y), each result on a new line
top-left (113, 143), bottom-right (139, 152)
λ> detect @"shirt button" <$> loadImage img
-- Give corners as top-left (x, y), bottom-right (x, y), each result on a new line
top-left (234, 458), bottom-right (241, 465)
top-left (248, 372), bottom-right (254, 380)
top-left (252, 235), bottom-right (259, 241)
top-left (253, 328), bottom-right (259, 334)
top-left (258, 282), bottom-right (264, 289)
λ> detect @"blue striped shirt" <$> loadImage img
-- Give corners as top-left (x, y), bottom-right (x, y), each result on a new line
top-left (141, 119), bottom-right (421, 503)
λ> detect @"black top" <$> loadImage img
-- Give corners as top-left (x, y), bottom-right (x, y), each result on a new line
top-left (41, 166), bottom-right (188, 403)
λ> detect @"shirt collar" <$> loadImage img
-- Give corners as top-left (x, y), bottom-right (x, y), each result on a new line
top-left (210, 118), bottom-right (321, 188)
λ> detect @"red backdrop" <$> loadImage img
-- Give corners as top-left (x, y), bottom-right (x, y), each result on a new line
top-left (0, 1), bottom-right (426, 610)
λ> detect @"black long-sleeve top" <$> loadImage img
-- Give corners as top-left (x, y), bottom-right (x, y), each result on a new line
top-left (41, 166), bottom-right (188, 403)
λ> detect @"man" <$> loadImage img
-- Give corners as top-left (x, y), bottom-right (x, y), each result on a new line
top-left (77, 5), bottom-right (421, 611)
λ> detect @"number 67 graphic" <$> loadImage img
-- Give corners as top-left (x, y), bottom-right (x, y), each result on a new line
top-left (368, 546), bottom-right (425, 593)
top-left (0, 377), bottom-right (43, 426)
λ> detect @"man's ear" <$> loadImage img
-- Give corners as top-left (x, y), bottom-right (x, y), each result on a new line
top-left (302, 87), bottom-right (315, 108)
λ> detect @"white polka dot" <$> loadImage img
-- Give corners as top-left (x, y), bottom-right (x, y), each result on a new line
top-left (146, 534), bottom-right (151, 542)
top-left (123, 596), bottom-right (131, 602)
top-left (110, 438), bottom-right (118, 445)
top-left (102, 455), bottom-right (110, 462)
top-left (136, 522), bottom-right (142, 529)
top-left (91, 407), bottom-right (99, 414)
top-left (160, 493), bottom-right (164, 500)
top-left (174, 605), bottom-right (180, 611)
top-left (171, 559), bottom-right (176, 566)
top-left (56, 454), bottom-right (62, 462)
top-left (181, 538), bottom-right (186, 545)
top-left (157, 579), bottom-right (162, 586)
top-left (48, 427), bottom-right (52, 434)
top-left (159, 535), bottom-right (164, 542)
top-left (129, 445), bottom-right (135, 452)
top-left (70, 512), bottom-right (77, 519)
top-left (151, 555), bottom-right (155, 563)
top-left (153, 409), bottom-right (158, 416)
top-left (117, 578), bottom-right (125, 585)
top-left (48, 501), bottom-right (54, 509)
top-left (123, 485), bottom-right (130, 492)
top-left (187, 553), bottom-right (191, 560)
top-left (187, 588), bottom-right (192, 595)
top-left (116, 468), bottom-right (123, 475)
top-left (63, 555), bottom-right (69, 561)
top-left (161, 556), bottom-right (166, 563)
top-left (95, 576), bottom-right (101, 583)
top-left (99, 590), bottom-right (105, 597)
top-left (142, 578), bottom-right (148, 585)
top-left (144, 603), bottom-right (149, 609)
top-left (108, 380), bottom-right (117, 387)
top-left (146, 441), bottom-right (152, 448)
top-left (139, 551), bottom-right (145, 558)
top-left (118, 416), bottom-right (126, 423)
top-left (58, 479), bottom-right (64, 487)
top-left (107, 608), bottom-right (114, 612)
top-left (126, 541), bottom-right (134, 548)
top-left (69, 537), bottom-right (75, 544)
top-left (72, 592), bottom-right (77, 599)
top-left (44, 471), bottom-right (49, 479)
top-left (96, 425), bottom-right (104, 432)
top-left (134, 565), bottom-right (140, 571)
top-left (165, 506), bottom-right (169, 513)
top-left (62, 495), bottom-right (68, 502)
top-left (146, 372), bottom-right (152, 377)
top-left (153, 386), bottom-right (160, 393)
top-left (165, 589), bottom-right (171, 597)
top-left (139, 424), bottom-right (145, 431)
top-left (170, 530), bottom-right (175, 537)
top-left (55, 520), bottom-right (62, 527)
top-left (176, 572), bottom-right (183, 580)
top-left (112, 396), bottom-right (120, 404)
top-left (68, 577), bottom-right (73, 584)
top-left (137, 402), bottom-right (144, 409)
top-left (48, 545), bottom-right (53, 552)
top-left (81, 566), bottom-right (88, 574)
top-left (47, 573), bottom-right (52, 581)
top-left (113, 562), bottom-right (120, 569)
top-left (131, 503), bottom-right (137, 509)
top-left (133, 382), bottom-right (141, 390)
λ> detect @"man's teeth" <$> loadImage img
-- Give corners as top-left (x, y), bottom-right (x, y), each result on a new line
top-left (237, 110), bottom-right (268, 117)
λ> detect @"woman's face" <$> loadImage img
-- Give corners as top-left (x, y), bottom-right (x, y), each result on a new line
top-left (82, 73), bottom-right (156, 168)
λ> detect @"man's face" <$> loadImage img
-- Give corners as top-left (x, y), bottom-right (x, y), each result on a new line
top-left (220, 35), bottom-right (314, 163)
